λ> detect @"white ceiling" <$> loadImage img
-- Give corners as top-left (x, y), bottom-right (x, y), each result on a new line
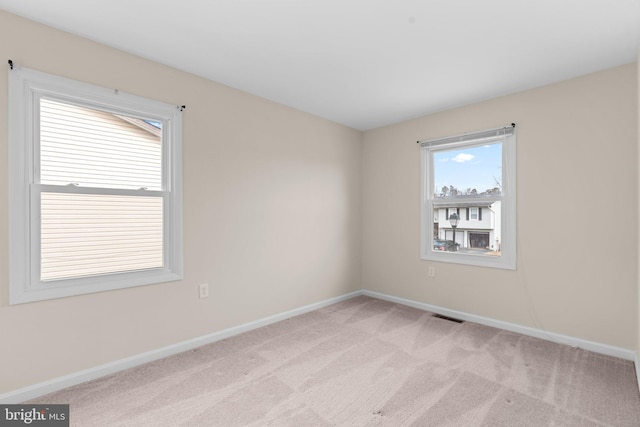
top-left (1, 0), bottom-right (639, 130)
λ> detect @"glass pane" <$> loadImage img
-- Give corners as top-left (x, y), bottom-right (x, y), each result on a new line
top-left (433, 142), bottom-right (502, 198)
top-left (41, 192), bottom-right (163, 281)
top-left (432, 142), bottom-right (502, 256)
top-left (40, 98), bottom-right (162, 190)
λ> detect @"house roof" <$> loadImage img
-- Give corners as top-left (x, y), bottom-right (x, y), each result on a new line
top-left (432, 199), bottom-right (499, 208)
top-left (116, 115), bottom-right (162, 138)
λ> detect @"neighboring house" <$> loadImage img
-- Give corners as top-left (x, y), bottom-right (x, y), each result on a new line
top-left (433, 199), bottom-right (501, 252)
top-left (39, 98), bottom-right (163, 282)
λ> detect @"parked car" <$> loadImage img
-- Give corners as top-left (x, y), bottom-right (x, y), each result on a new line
top-left (433, 239), bottom-right (460, 252)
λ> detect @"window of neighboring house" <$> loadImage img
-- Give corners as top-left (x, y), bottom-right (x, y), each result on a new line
top-left (420, 125), bottom-right (516, 269)
top-left (8, 65), bottom-right (183, 304)
top-left (470, 207), bottom-right (479, 220)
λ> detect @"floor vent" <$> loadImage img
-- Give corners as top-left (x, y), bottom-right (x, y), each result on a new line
top-left (433, 313), bottom-right (464, 323)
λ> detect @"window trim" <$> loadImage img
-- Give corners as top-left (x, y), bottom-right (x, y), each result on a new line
top-left (8, 65), bottom-right (183, 304)
top-left (419, 126), bottom-right (516, 270)
top-left (470, 207), bottom-right (479, 220)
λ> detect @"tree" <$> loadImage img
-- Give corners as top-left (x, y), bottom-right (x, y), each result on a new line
top-left (482, 187), bottom-right (501, 196)
top-left (493, 175), bottom-right (502, 190)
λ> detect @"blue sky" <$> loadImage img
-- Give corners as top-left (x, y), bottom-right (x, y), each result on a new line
top-left (433, 143), bottom-right (502, 196)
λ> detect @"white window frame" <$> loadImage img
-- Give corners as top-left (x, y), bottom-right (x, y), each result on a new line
top-left (8, 65), bottom-right (183, 304)
top-left (420, 126), bottom-right (516, 270)
top-left (470, 207), bottom-right (479, 220)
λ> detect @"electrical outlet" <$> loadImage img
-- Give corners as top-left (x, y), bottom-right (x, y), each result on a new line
top-left (199, 283), bottom-right (209, 299)
top-left (427, 266), bottom-right (436, 278)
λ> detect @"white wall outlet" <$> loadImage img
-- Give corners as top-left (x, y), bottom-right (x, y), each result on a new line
top-left (427, 266), bottom-right (436, 278)
top-left (198, 283), bottom-right (209, 299)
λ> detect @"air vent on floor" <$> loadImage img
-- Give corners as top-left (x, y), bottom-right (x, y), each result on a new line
top-left (432, 313), bottom-right (464, 323)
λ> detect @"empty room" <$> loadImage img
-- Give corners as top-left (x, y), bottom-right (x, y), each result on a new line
top-left (1, 1), bottom-right (639, 426)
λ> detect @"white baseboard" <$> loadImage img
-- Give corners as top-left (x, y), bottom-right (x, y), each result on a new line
top-left (363, 290), bottom-right (637, 361)
top-left (0, 290), bottom-right (362, 404)
top-left (3, 288), bottom-right (638, 403)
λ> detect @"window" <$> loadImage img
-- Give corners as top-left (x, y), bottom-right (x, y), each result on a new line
top-left (420, 125), bottom-right (516, 269)
top-left (8, 65), bottom-right (183, 304)
top-left (470, 207), bottom-right (479, 220)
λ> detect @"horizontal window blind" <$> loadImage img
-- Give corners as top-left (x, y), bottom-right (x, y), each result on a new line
top-left (40, 193), bottom-right (163, 281)
top-left (420, 125), bottom-right (514, 148)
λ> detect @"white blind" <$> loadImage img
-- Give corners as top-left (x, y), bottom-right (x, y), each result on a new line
top-left (420, 125), bottom-right (515, 148)
top-left (38, 98), bottom-right (164, 282)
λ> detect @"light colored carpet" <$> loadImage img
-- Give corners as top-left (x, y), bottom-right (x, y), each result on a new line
top-left (32, 296), bottom-right (640, 426)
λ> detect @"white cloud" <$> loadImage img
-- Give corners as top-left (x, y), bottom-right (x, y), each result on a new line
top-left (452, 153), bottom-right (475, 163)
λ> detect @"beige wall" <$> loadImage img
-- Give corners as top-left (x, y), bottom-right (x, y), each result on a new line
top-left (363, 63), bottom-right (638, 350)
top-left (1, 8), bottom-right (638, 398)
top-left (0, 11), bottom-right (362, 394)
